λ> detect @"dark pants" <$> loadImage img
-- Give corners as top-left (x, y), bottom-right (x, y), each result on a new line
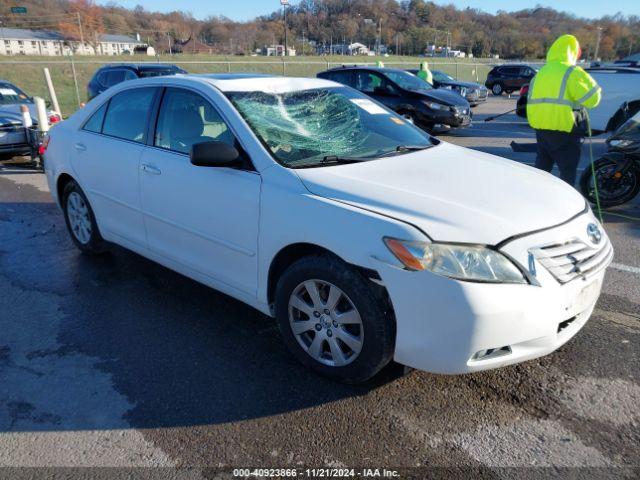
top-left (535, 129), bottom-right (583, 186)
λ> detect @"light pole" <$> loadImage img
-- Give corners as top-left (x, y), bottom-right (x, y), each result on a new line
top-left (281, 0), bottom-right (289, 56)
top-left (594, 26), bottom-right (603, 61)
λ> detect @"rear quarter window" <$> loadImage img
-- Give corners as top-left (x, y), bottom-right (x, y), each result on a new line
top-left (82, 102), bottom-right (108, 133)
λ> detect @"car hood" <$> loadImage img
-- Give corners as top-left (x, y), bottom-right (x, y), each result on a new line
top-left (295, 142), bottom-right (586, 245)
top-left (410, 87), bottom-right (469, 106)
top-left (0, 103), bottom-right (38, 126)
top-left (440, 80), bottom-right (483, 89)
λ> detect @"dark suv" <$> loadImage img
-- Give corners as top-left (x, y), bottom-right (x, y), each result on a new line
top-left (318, 66), bottom-right (471, 132)
top-left (485, 64), bottom-right (537, 96)
top-left (87, 64), bottom-right (187, 100)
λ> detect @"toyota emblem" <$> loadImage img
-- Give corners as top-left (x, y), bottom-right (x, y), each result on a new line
top-left (587, 223), bottom-right (602, 245)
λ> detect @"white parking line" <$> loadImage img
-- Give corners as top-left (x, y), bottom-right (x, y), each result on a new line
top-left (610, 263), bottom-right (640, 275)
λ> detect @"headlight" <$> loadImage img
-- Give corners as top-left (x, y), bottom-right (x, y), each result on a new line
top-left (383, 238), bottom-right (528, 284)
top-left (609, 139), bottom-right (632, 148)
top-left (423, 101), bottom-right (448, 111)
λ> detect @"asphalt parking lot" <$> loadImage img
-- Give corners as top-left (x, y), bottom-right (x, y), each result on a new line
top-left (0, 95), bottom-right (638, 477)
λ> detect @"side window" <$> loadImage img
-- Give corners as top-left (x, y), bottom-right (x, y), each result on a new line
top-left (102, 87), bottom-right (157, 143)
top-left (154, 88), bottom-right (235, 155)
top-left (122, 70), bottom-right (138, 81)
top-left (82, 102), bottom-right (108, 133)
top-left (355, 71), bottom-right (385, 93)
top-left (325, 71), bottom-right (354, 87)
top-left (99, 70), bottom-right (128, 87)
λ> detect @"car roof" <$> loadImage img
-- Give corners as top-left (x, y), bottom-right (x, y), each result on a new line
top-left (124, 74), bottom-right (340, 94)
top-left (197, 73), bottom-right (271, 80)
top-left (325, 65), bottom-right (405, 74)
top-left (99, 63), bottom-right (181, 71)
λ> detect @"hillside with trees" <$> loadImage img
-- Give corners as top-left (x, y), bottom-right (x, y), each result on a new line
top-left (0, 0), bottom-right (637, 59)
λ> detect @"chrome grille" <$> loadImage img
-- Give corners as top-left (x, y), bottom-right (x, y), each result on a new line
top-left (530, 237), bottom-right (613, 284)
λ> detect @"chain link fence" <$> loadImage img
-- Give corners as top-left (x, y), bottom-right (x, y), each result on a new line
top-left (0, 57), bottom-right (523, 117)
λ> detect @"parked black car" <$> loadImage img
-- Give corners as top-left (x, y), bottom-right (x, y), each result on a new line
top-left (318, 66), bottom-right (471, 132)
top-left (87, 64), bottom-right (187, 100)
top-left (485, 64), bottom-right (537, 96)
top-left (406, 69), bottom-right (488, 106)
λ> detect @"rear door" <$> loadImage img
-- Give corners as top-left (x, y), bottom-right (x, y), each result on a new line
top-left (69, 87), bottom-right (159, 249)
top-left (500, 67), bottom-right (519, 90)
top-left (139, 87), bottom-right (261, 296)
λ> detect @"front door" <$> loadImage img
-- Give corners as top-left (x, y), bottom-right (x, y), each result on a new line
top-left (139, 87), bottom-right (261, 296)
top-left (354, 71), bottom-right (402, 111)
top-left (69, 87), bottom-right (159, 248)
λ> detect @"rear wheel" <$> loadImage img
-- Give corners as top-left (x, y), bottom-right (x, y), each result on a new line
top-left (491, 83), bottom-right (503, 96)
top-left (275, 255), bottom-right (395, 383)
top-left (62, 180), bottom-right (108, 254)
top-left (579, 157), bottom-right (640, 208)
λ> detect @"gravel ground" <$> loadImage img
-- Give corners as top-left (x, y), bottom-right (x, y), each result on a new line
top-left (0, 95), bottom-right (638, 479)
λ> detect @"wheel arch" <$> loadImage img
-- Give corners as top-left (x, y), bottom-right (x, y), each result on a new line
top-left (606, 99), bottom-right (640, 133)
top-left (266, 242), bottom-right (382, 311)
top-left (56, 172), bottom-right (75, 208)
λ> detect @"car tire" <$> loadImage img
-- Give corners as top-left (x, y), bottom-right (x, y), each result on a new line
top-left (491, 83), bottom-right (503, 96)
top-left (274, 254), bottom-right (395, 384)
top-left (398, 110), bottom-right (416, 125)
top-left (62, 180), bottom-right (108, 254)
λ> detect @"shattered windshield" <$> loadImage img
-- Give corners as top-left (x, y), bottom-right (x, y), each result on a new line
top-left (226, 87), bottom-right (433, 167)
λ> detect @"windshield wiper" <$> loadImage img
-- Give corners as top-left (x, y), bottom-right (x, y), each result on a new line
top-left (377, 145), bottom-right (431, 157)
top-left (291, 156), bottom-right (368, 169)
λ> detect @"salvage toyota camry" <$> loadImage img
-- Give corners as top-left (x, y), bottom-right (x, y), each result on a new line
top-left (44, 74), bottom-right (613, 383)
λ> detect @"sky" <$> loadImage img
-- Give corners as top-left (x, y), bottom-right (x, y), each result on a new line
top-left (102, 0), bottom-right (639, 21)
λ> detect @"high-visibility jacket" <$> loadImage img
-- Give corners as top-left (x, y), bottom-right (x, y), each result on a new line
top-left (417, 62), bottom-right (433, 85)
top-left (527, 34), bottom-right (601, 133)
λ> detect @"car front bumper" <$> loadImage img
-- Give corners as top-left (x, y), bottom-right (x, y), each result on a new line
top-left (416, 107), bottom-right (471, 129)
top-left (466, 89), bottom-right (488, 105)
top-left (375, 211), bottom-right (612, 374)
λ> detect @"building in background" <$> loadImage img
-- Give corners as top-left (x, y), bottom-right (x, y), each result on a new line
top-left (0, 28), bottom-right (145, 56)
top-left (262, 44), bottom-right (296, 56)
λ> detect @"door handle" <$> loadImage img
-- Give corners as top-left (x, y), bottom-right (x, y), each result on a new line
top-left (74, 143), bottom-right (87, 152)
top-left (141, 163), bottom-right (162, 175)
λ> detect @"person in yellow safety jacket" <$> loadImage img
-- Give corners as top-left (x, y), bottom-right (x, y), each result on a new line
top-left (417, 61), bottom-right (433, 85)
top-left (527, 34), bottom-right (601, 186)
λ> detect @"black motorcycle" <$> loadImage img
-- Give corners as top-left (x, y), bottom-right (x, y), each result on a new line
top-left (580, 111), bottom-right (640, 207)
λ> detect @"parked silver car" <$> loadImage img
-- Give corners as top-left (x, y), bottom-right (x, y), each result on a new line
top-left (0, 80), bottom-right (60, 158)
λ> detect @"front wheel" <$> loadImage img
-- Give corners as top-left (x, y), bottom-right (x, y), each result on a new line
top-left (491, 83), bottom-right (503, 96)
top-left (275, 255), bottom-right (395, 383)
top-left (579, 157), bottom-right (640, 208)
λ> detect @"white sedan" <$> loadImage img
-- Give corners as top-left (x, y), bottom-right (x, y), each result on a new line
top-left (44, 74), bottom-right (613, 383)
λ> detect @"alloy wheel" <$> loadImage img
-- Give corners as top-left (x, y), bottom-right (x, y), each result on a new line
top-left (288, 279), bottom-right (364, 367)
top-left (66, 191), bottom-right (92, 245)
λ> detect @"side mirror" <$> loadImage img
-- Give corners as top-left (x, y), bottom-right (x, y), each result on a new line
top-left (190, 141), bottom-right (241, 167)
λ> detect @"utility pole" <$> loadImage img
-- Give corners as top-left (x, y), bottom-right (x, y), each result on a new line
top-left (76, 12), bottom-right (84, 53)
top-left (281, 0), bottom-right (289, 56)
top-left (594, 26), bottom-right (603, 61)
